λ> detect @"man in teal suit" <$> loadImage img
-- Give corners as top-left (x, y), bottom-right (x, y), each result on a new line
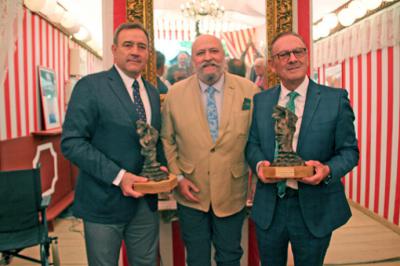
top-left (61, 22), bottom-right (164, 266)
top-left (245, 32), bottom-right (359, 266)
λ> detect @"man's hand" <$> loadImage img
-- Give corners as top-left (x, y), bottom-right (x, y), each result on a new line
top-left (160, 166), bottom-right (169, 173)
top-left (178, 178), bottom-right (200, 203)
top-left (300, 160), bottom-right (330, 185)
top-left (120, 172), bottom-right (148, 198)
top-left (257, 160), bottom-right (280, 183)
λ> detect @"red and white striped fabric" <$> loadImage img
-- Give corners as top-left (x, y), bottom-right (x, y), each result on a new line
top-left (317, 44), bottom-right (400, 226)
top-left (221, 28), bottom-right (257, 66)
top-left (154, 18), bottom-right (194, 42)
top-left (0, 8), bottom-right (102, 141)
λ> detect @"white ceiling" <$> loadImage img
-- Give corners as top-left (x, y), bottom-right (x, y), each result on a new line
top-left (154, 0), bottom-right (349, 25)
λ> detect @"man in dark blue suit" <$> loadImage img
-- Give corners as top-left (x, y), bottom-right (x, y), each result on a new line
top-left (61, 22), bottom-right (165, 266)
top-left (245, 32), bottom-right (359, 266)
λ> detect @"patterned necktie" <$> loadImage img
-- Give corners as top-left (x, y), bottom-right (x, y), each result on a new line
top-left (132, 80), bottom-right (147, 123)
top-left (277, 91), bottom-right (300, 198)
top-left (206, 86), bottom-right (218, 142)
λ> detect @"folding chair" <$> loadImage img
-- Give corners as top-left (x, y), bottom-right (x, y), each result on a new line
top-left (0, 166), bottom-right (60, 266)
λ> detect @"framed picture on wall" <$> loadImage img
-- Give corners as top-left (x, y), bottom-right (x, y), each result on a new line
top-left (325, 64), bottom-right (342, 88)
top-left (38, 66), bottom-right (61, 130)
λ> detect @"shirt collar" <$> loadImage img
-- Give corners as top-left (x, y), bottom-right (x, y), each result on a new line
top-left (114, 64), bottom-right (144, 89)
top-left (280, 76), bottom-right (309, 99)
top-left (199, 74), bottom-right (225, 93)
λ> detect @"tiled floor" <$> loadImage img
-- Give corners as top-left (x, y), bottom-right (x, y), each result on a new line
top-left (4, 204), bottom-right (400, 266)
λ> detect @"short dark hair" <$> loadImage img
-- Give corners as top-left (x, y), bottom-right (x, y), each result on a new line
top-left (156, 51), bottom-right (165, 70)
top-left (227, 58), bottom-right (246, 77)
top-left (270, 32), bottom-right (307, 55)
top-left (113, 22), bottom-right (149, 45)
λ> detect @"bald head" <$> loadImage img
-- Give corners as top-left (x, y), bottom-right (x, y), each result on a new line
top-left (254, 57), bottom-right (266, 76)
top-left (191, 35), bottom-right (225, 85)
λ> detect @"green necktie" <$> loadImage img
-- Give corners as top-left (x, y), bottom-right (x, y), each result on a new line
top-left (277, 91), bottom-right (299, 198)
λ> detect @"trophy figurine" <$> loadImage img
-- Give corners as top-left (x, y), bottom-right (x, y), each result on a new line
top-left (262, 105), bottom-right (314, 178)
top-left (133, 120), bottom-right (177, 193)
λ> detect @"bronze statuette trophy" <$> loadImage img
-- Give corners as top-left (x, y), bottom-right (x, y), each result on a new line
top-left (134, 120), bottom-right (177, 193)
top-left (262, 105), bottom-right (314, 178)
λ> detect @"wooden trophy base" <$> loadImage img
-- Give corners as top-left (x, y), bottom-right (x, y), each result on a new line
top-left (262, 165), bottom-right (314, 178)
top-left (134, 174), bottom-right (178, 194)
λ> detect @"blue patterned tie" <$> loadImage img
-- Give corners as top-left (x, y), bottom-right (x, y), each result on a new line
top-left (206, 86), bottom-right (218, 142)
top-left (132, 80), bottom-right (147, 123)
top-left (277, 91), bottom-right (299, 198)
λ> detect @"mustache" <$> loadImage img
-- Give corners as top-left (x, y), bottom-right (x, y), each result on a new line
top-left (200, 61), bottom-right (221, 68)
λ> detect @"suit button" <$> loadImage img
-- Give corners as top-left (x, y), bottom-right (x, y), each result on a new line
top-left (210, 148), bottom-right (215, 153)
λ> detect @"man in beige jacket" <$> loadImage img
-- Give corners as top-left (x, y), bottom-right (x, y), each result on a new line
top-left (161, 35), bottom-right (259, 266)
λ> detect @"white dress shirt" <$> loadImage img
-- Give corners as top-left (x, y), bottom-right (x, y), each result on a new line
top-left (113, 64), bottom-right (153, 186)
top-left (278, 76), bottom-right (309, 189)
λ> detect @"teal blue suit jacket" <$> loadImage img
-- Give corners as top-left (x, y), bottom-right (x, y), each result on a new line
top-left (245, 79), bottom-right (359, 237)
top-left (61, 66), bottom-right (165, 224)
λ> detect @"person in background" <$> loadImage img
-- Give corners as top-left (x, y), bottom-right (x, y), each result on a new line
top-left (227, 58), bottom-right (247, 78)
top-left (252, 57), bottom-right (267, 90)
top-left (171, 67), bottom-right (190, 85)
top-left (156, 50), bottom-right (169, 94)
top-left (166, 51), bottom-right (191, 84)
top-left (245, 31), bottom-right (359, 266)
top-left (161, 34), bottom-right (259, 266)
top-left (61, 22), bottom-right (165, 266)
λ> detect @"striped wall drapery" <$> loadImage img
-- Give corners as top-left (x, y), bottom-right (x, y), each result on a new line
top-left (221, 28), bottom-right (257, 66)
top-left (317, 44), bottom-right (400, 226)
top-left (153, 21), bottom-right (258, 67)
top-left (0, 8), bottom-right (102, 140)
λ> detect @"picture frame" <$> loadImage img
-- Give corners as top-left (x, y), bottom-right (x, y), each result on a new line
top-left (38, 66), bottom-right (61, 130)
top-left (324, 64), bottom-right (342, 88)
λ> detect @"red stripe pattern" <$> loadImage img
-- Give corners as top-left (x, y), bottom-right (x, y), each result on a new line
top-left (317, 44), bottom-right (400, 226)
top-left (0, 8), bottom-right (102, 140)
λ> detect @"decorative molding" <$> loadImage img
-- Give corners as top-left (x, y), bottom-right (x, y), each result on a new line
top-left (126, 0), bottom-right (157, 87)
top-left (266, 0), bottom-right (293, 87)
top-left (32, 142), bottom-right (58, 197)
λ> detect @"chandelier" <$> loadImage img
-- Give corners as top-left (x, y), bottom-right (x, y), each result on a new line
top-left (180, 0), bottom-right (225, 36)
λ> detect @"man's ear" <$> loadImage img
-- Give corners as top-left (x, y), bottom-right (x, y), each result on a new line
top-left (268, 59), bottom-right (276, 73)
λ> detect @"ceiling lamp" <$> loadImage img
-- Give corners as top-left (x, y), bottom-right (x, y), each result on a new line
top-left (181, 0), bottom-right (224, 36)
top-left (24, 0), bottom-right (48, 12)
top-left (47, 4), bottom-right (65, 24)
top-left (360, 0), bottom-right (383, 10)
top-left (61, 12), bottom-right (80, 34)
top-left (338, 8), bottom-right (356, 27)
top-left (348, 0), bottom-right (367, 19)
top-left (322, 13), bottom-right (338, 29)
top-left (74, 26), bottom-right (91, 42)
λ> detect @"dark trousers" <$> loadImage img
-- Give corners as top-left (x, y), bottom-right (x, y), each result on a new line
top-left (256, 189), bottom-right (331, 266)
top-left (83, 199), bottom-right (159, 266)
top-left (177, 204), bottom-right (246, 266)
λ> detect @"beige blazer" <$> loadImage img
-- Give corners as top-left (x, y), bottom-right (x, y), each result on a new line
top-left (161, 72), bottom-right (259, 217)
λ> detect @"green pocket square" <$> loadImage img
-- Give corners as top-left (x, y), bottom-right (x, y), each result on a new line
top-left (242, 98), bottom-right (251, 110)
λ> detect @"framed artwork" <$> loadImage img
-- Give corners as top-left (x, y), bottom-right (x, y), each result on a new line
top-left (325, 64), bottom-right (342, 88)
top-left (38, 66), bottom-right (61, 130)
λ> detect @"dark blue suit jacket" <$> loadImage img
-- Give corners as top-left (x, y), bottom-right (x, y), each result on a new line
top-left (245, 79), bottom-right (359, 237)
top-left (61, 66), bottom-right (165, 224)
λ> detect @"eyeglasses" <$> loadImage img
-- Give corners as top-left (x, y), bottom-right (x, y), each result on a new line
top-left (272, 47), bottom-right (307, 61)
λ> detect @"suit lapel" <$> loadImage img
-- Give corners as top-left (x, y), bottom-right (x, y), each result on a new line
top-left (107, 67), bottom-right (139, 126)
top-left (190, 76), bottom-right (214, 144)
top-left (297, 80), bottom-right (321, 152)
top-left (142, 78), bottom-right (158, 127)
top-left (217, 75), bottom-right (234, 143)
top-left (266, 86), bottom-right (281, 158)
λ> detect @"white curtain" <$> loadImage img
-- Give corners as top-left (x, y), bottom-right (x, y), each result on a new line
top-left (313, 3), bottom-right (400, 68)
top-left (0, 0), bottom-right (23, 85)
